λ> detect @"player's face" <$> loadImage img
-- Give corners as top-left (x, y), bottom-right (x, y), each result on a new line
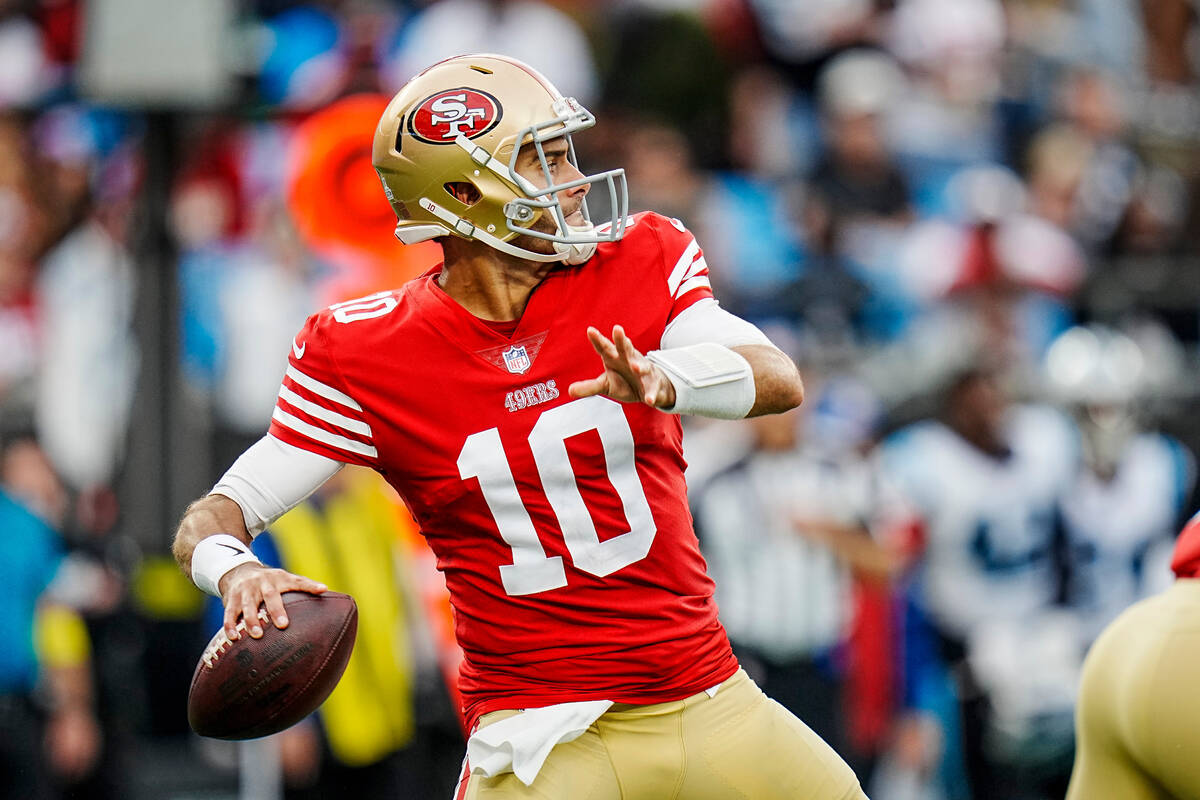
top-left (513, 137), bottom-right (589, 232)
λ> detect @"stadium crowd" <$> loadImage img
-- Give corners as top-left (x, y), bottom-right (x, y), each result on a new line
top-left (0, 0), bottom-right (1198, 798)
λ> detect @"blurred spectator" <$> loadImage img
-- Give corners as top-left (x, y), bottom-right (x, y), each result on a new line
top-left (619, 120), bottom-right (708, 224)
top-left (257, 5), bottom-right (352, 110)
top-left (0, 428), bottom-right (102, 800)
top-left (878, 363), bottom-right (1080, 800)
top-left (381, 0), bottom-right (598, 104)
top-left (31, 105), bottom-right (139, 494)
top-left (1141, 0), bottom-right (1196, 86)
top-left (863, 161), bottom-right (1085, 410)
top-left (806, 49), bottom-right (915, 343)
top-left (886, 0), bottom-right (1008, 213)
top-left (1052, 70), bottom-right (1134, 243)
top-left (811, 49), bottom-right (912, 229)
top-left (0, 8), bottom-right (54, 106)
top-left (744, 0), bottom-right (887, 90)
top-left (175, 123), bottom-right (318, 470)
top-left (685, 66), bottom-right (809, 323)
top-left (0, 115), bottom-right (48, 405)
top-left (599, 7), bottom-right (731, 168)
top-left (1004, 0), bottom-right (1147, 85)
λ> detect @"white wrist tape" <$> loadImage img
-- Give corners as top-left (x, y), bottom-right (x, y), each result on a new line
top-left (646, 343), bottom-right (756, 419)
top-left (191, 534), bottom-right (261, 597)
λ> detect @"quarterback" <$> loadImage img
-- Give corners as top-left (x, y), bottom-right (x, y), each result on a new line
top-left (173, 54), bottom-right (866, 799)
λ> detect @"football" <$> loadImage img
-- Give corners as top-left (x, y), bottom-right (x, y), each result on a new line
top-left (187, 591), bottom-right (357, 740)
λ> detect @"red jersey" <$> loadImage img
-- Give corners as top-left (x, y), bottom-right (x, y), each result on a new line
top-left (268, 212), bottom-right (738, 726)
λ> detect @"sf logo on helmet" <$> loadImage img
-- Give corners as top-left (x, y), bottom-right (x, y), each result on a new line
top-left (409, 88), bottom-right (502, 144)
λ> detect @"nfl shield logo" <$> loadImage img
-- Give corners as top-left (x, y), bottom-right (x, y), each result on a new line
top-left (502, 345), bottom-right (531, 374)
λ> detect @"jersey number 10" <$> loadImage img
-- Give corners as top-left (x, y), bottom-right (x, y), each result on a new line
top-left (457, 396), bottom-right (659, 596)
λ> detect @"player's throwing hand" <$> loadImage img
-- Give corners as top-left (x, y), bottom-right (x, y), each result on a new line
top-left (569, 325), bottom-right (677, 409)
top-left (219, 562), bottom-right (327, 640)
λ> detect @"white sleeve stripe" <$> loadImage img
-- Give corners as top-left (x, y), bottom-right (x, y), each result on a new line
top-left (672, 256), bottom-right (709, 295)
top-left (676, 275), bottom-right (711, 296)
top-left (278, 385), bottom-right (372, 437)
top-left (272, 407), bottom-right (378, 458)
top-left (666, 240), bottom-right (701, 295)
top-left (285, 364), bottom-right (363, 411)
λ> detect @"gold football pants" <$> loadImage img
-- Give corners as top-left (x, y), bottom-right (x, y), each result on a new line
top-left (456, 667), bottom-right (867, 800)
top-left (1068, 579), bottom-right (1200, 800)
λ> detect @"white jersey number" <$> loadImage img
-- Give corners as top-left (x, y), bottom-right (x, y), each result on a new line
top-left (457, 396), bottom-right (658, 596)
top-left (330, 291), bottom-right (398, 324)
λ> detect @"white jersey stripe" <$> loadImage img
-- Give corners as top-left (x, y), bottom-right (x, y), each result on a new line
top-left (676, 275), bottom-right (711, 297)
top-left (278, 385), bottom-right (372, 437)
top-left (272, 407), bottom-right (378, 459)
top-left (672, 256), bottom-right (708, 295)
top-left (285, 364), bottom-right (363, 411)
top-left (666, 240), bottom-right (701, 295)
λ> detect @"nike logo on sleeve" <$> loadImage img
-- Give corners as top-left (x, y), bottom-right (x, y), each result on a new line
top-left (292, 339), bottom-right (306, 359)
top-left (217, 543), bottom-right (247, 555)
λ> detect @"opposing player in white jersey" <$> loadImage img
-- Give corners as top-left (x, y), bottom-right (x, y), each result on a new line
top-left (172, 54), bottom-right (867, 799)
top-left (1045, 325), bottom-right (1196, 641)
top-left (882, 368), bottom-right (1077, 639)
top-left (879, 364), bottom-right (1079, 799)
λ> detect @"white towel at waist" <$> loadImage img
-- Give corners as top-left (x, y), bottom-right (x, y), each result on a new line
top-left (464, 681), bottom-right (725, 787)
top-left (466, 700), bottom-right (613, 786)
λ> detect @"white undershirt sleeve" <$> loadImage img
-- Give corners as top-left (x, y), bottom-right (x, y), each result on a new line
top-left (211, 435), bottom-right (344, 536)
top-left (660, 298), bottom-right (772, 350)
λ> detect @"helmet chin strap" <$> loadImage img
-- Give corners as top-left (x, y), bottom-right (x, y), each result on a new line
top-left (554, 223), bottom-right (598, 265)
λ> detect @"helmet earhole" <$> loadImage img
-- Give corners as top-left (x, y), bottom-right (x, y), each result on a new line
top-left (445, 182), bottom-right (482, 206)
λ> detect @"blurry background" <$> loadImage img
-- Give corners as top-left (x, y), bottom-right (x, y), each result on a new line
top-left (0, 0), bottom-right (1198, 798)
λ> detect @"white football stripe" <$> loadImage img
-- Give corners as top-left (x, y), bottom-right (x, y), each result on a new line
top-left (285, 365), bottom-right (363, 411)
top-left (676, 275), bottom-right (711, 297)
top-left (272, 408), bottom-right (378, 459)
top-left (278, 386), bottom-right (372, 437)
top-left (666, 239), bottom-right (701, 295)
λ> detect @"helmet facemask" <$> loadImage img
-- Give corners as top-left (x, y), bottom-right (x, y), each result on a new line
top-left (422, 96), bottom-right (628, 264)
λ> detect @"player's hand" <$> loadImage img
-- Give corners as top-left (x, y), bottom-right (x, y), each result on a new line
top-left (219, 563), bottom-right (326, 640)
top-left (569, 325), bottom-right (677, 409)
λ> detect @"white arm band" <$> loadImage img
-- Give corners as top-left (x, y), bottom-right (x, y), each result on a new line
top-left (212, 435), bottom-right (344, 536)
top-left (646, 343), bottom-right (756, 419)
top-left (191, 534), bottom-right (261, 597)
top-left (661, 298), bottom-right (772, 349)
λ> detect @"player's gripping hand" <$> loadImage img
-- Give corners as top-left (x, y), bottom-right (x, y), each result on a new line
top-left (218, 562), bottom-right (327, 641)
top-left (569, 325), bottom-right (677, 409)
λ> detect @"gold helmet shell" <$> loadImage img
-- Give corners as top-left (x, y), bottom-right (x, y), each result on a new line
top-left (372, 53), bottom-right (628, 263)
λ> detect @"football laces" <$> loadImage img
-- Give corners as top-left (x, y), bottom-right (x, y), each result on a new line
top-left (202, 608), bottom-right (271, 669)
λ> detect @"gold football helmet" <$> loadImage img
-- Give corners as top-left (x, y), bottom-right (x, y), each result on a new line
top-left (372, 53), bottom-right (628, 264)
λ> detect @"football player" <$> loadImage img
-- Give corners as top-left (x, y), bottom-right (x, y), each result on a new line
top-left (1045, 324), bottom-right (1196, 643)
top-left (878, 364), bottom-right (1080, 797)
top-left (1066, 509), bottom-right (1200, 800)
top-left (173, 54), bottom-right (866, 799)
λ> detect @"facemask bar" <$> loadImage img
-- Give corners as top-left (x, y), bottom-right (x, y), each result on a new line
top-left (508, 133), bottom-right (629, 245)
top-left (453, 97), bottom-right (629, 246)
